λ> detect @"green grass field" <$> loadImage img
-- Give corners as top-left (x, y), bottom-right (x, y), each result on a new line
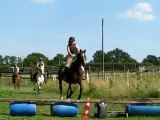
top-left (1, 71), bottom-right (160, 120)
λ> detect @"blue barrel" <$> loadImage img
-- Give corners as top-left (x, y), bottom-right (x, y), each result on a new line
top-left (126, 105), bottom-right (160, 116)
top-left (10, 101), bottom-right (36, 116)
top-left (51, 102), bottom-right (78, 117)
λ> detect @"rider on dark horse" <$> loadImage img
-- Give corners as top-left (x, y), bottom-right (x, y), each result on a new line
top-left (33, 57), bottom-right (45, 80)
top-left (12, 64), bottom-right (20, 83)
top-left (58, 41), bottom-right (86, 100)
top-left (64, 37), bottom-right (86, 80)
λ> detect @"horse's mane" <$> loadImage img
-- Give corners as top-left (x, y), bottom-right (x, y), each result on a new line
top-left (70, 49), bottom-right (85, 73)
top-left (63, 49), bottom-right (86, 82)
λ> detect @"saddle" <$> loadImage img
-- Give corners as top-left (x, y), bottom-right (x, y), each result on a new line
top-left (33, 69), bottom-right (42, 80)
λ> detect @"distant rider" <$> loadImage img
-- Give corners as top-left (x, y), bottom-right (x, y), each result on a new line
top-left (12, 64), bottom-right (20, 83)
top-left (66, 37), bottom-right (86, 80)
top-left (36, 57), bottom-right (44, 74)
top-left (33, 57), bottom-right (44, 80)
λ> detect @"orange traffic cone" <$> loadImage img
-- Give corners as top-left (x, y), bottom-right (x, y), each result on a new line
top-left (82, 97), bottom-right (91, 118)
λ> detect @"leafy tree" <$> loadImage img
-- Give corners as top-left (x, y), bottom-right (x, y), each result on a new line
top-left (92, 48), bottom-right (137, 64)
top-left (92, 50), bottom-right (105, 63)
top-left (0, 55), bottom-right (3, 65)
top-left (47, 59), bottom-right (54, 66)
top-left (23, 52), bottom-right (48, 68)
top-left (54, 54), bottom-right (65, 65)
top-left (142, 55), bottom-right (158, 66)
top-left (3, 55), bottom-right (10, 64)
top-left (90, 48), bottom-right (138, 71)
top-left (17, 57), bottom-right (23, 67)
top-left (105, 48), bottom-right (137, 63)
top-left (9, 56), bottom-right (18, 65)
top-left (158, 57), bottom-right (160, 66)
top-left (48, 54), bottom-right (65, 66)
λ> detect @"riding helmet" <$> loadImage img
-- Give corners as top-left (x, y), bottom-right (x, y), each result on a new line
top-left (39, 57), bottom-right (43, 60)
top-left (68, 37), bottom-right (75, 45)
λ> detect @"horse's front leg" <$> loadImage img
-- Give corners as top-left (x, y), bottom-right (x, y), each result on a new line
top-left (59, 79), bottom-right (63, 99)
top-left (17, 79), bottom-right (20, 90)
top-left (14, 82), bottom-right (16, 90)
top-left (14, 78), bottom-right (18, 90)
top-left (12, 77), bottom-right (16, 90)
top-left (33, 81), bottom-right (36, 92)
top-left (38, 82), bottom-right (42, 93)
top-left (78, 82), bottom-right (83, 100)
top-left (67, 84), bottom-right (73, 99)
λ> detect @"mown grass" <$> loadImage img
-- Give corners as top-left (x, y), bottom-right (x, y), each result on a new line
top-left (0, 71), bottom-right (160, 120)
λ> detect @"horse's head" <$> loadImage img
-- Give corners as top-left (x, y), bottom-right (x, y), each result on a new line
top-left (76, 49), bottom-right (86, 64)
top-left (38, 69), bottom-right (43, 74)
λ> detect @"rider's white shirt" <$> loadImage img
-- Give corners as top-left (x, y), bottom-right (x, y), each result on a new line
top-left (14, 67), bottom-right (19, 73)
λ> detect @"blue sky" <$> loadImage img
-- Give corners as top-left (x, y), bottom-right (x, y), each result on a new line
top-left (0, 0), bottom-right (160, 62)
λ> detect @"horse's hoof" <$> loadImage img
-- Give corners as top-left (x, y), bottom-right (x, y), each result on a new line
top-left (67, 98), bottom-right (71, 102)
top-left (76, 100), bottom-right (80, 103)
top-left (60, 97), bottom-right (63, 100)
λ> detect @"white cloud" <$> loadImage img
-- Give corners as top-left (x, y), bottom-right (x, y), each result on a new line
top-left (32, 0), bottom-right (55, 4)
top-left (134, 2), bottom-right (152, 12)
top-left (118, 2), bottom-right (155, 21)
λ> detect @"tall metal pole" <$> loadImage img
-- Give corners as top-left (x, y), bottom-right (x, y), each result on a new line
top-left (21, 56), bottom-right (24, 68)
top-left (102, 18), bottom-right (104, 77)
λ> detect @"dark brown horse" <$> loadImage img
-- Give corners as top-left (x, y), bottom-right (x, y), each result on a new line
top-left (58, 49), bottom-right (86, 100)
top-left (12, 73), bottom-right (21, 90)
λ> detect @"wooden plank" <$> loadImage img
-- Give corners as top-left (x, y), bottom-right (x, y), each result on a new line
top-left (102, 98), bottom-right (160, 104)
top-left (0, 98), bottom-right (100, 104)
top-left (1, 98), bottom-right (160, 105)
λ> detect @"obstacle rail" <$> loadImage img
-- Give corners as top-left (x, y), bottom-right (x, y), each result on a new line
top-left (1, 98), bottom-right (160, 105)
top-left (0, 98), bottom-right (101, 105)
top-left (2, 98), bottom-right (160, 118)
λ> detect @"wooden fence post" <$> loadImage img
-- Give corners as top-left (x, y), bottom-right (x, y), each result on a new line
top-left (126, 70), bottom-right (129, 87)
top-left (46, 69), bottom-right (49, 79)
top-left (88, 66), bottom-right (91, 82)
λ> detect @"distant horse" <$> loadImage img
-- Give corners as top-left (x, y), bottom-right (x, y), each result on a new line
top-left (12, 73), bottom-right (21, 90)
top-left (58, 49), bottom-right (86, 100)
top-left (33, 69), bottom-right (44, 93)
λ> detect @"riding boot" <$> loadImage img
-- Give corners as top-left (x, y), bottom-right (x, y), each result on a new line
top-left (82, 73), bottom-right (86, 80)
top-left (81, 66), bottom-right (86, 80)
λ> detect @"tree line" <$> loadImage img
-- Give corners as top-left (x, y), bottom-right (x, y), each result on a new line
top-left (0, 48), bottom-right (160, 71)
